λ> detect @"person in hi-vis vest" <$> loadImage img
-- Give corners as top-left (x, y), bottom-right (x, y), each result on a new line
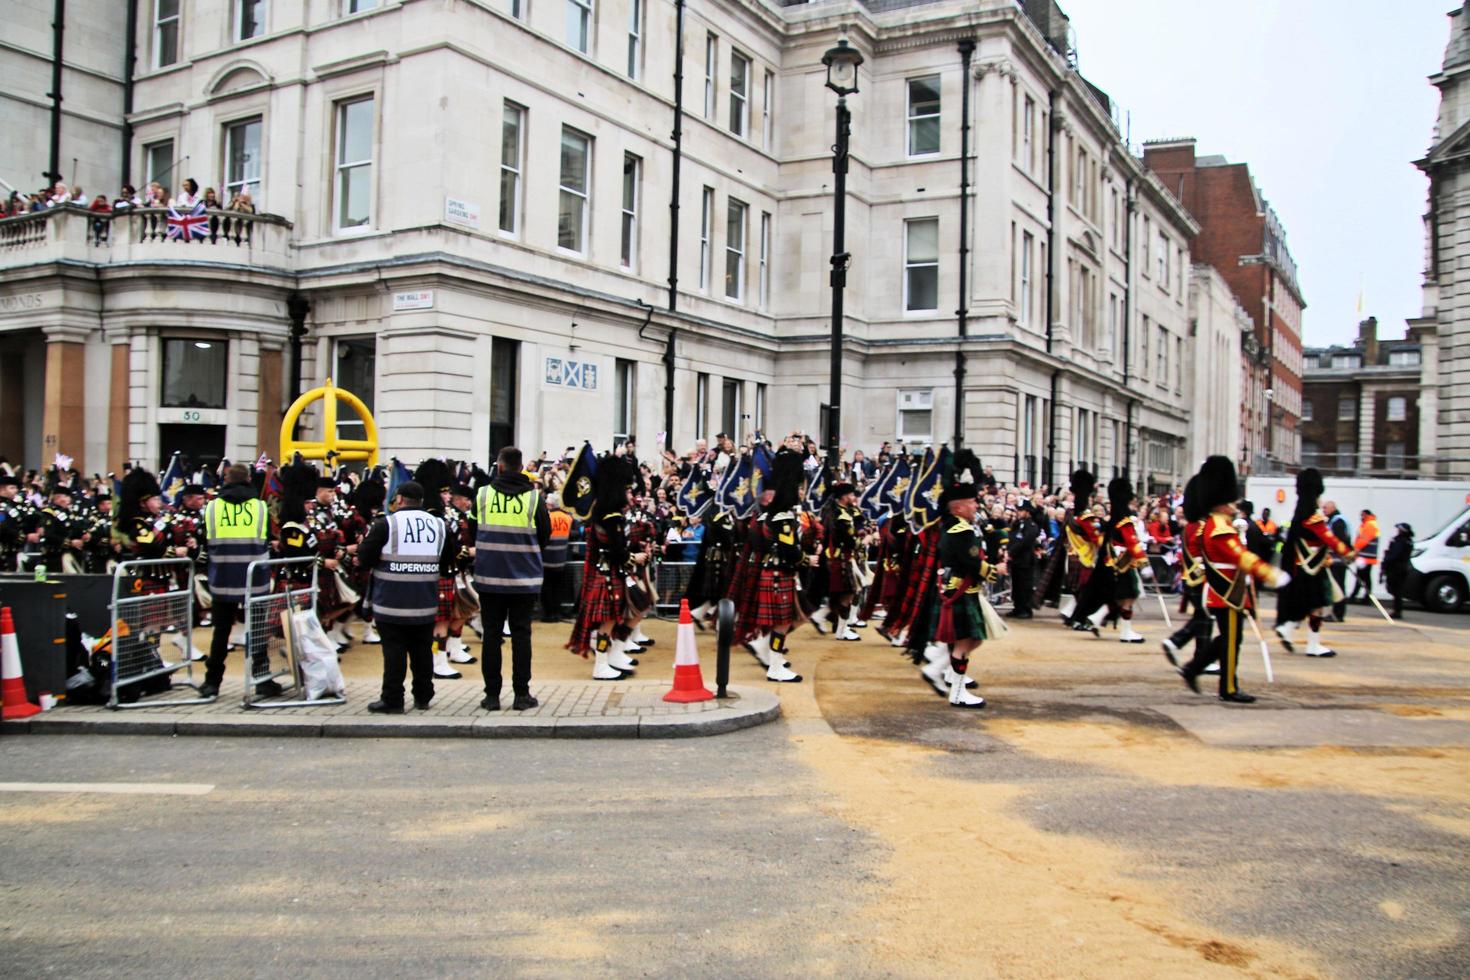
top-left (198, 463), bottom-right (274, 700)
top-left (474, 447), bottom-right (551, 711)
top-left (357, 480), bottom-right (459, 713)
top-left (541, 493), bottom-right (574, 622)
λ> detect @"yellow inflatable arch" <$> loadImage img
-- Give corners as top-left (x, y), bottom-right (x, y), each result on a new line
top-left (279, 378), bottom-right (379, 469)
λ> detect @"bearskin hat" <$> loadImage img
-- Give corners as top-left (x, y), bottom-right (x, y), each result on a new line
top-left (413, 458), bottom-right (452, 496)
top-left (1296, 467), bottom-right (1324, 505)
top-left (470, 464), bottom-right (494, 489)
top-left (767, 448), bottom-right (806, 515)
top-left (1069, 468), bottom-right (1096, 507)
top-left (1107, 476), bottom-right (1135, 519)
top-left (592, 453), bottom-right (636, 515)
top-left (1180, 475), bottom-right (1205, 524)
top-left (354, 468), bottom-right (386, 519)
top-left (277, 456), bottom-right (319, 525)
top-left (938, 448), bottom-right (981, 507)
top-left (119, 467), bottom-right (162, 524)
top-left (1194, 455), bottom-right (1239, 513)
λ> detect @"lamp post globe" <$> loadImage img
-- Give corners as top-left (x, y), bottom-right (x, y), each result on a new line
top-left (822, 38), bottom-right (864, 96)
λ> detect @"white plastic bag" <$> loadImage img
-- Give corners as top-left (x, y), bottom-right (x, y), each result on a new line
top-left (288, 609), bottom-right (347, 700)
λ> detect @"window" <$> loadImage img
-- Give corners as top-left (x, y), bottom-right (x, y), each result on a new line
top-left (155, 0), bottom-right (180, 68)
top-left (1022, 95), bottom-right (1035, 172)
top-left (334, 97), bottom-right (374, 232)
top-left (557, 127), bottom-right (590, 252)
top-left (620, 153), bottom-right (640, 268)
top-left (1158, 232), bottom-right (1170, 287)
top-left (1140, 315), bottom-right (1150, 378)
top-left (725, 200), bottom-right (747, 299)
top-left (755, 383), bottom-right (767, 434)
top-left (1338, 443), bottom-right (1357, 472)
top-left (899, 389), bottom-right (933, 442)
top-left (1175, 337), bottom-right (1183, 391)
top-left (235, 0), bottom-right (265, 41)
top-left (145, 139), bottom-right (174, 192)
top-left (1385, 441), bottom-right (1406, 470)
top-left (758, 211), bottom-right (771, 310)
top-left (1338, 398), bottom-right (1357, 422)
top-left (1141, 216), bottom-right (1151, 276)
top-left (762, 70), bottom-right (775, 152)
top-left (729, 53), bottom-right (750, 137)
top-left (346, 0), bottom-right (381, 12)
top-left (335, 337), bottom-right (377, 427)
top-left (1177, 247), bottom-right (1185, 298)
top-left (161, 339), bottom-right (228, 409)
top-left (696, 372), bottom-right (709, 440)
top-left (1386, 396), bottom-right (1407, 421)
top-left (1019, 231), bottom-right (1033, 326)
top-left (1106, 293), bottom-right (1118, 355)
top-left (498, 103), bottom-right (524, 235)
top-left (1302, 441), bottom-right (1319, 466)
top-left (489, 337), bottom-right (518, 454)
top-left (1110, 189), bottom-right (1121, 250)
top-left (698, 187), bottom-right (714, 291)
top-left (1304, 355), bottom-right (1319, 370)
top-left (1335, 354), bottom-right (1362, 369)
top-left (1156, 325), bottom-right (1167, 381)
top-left (704, 34), bottom-right (717, 119)
top-left (1302, 399), bottom-right (1313, 421)
top-left (566, 0), bottom-right (592, 53)
top-left (904, 217), bottom-right (939, 312)
top-left (721, 379), bottom-right (741, 439)
top-left (626, 0), bottom-right (642, 78)
top-left (614, 359), bottom-right (636, 445)
top-left (907, 76), bottom-right (940, 156)
top-left (1388, 349), bottom-right (1421, 366)
top-left (224, 118), bottom-right (262, 206)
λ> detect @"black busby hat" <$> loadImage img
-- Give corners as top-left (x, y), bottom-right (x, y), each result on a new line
top-left (278, 456), bottom-right (319, 525)
top-left (1196, 455), bottom-right (1239, 512)
top-left (413, 458), bottom-right (452, 496)
top-left (1069, 468), bottom-right (1096, 504)
top-left (1107, 476), bottom-right (1135, 517)
top-left (829, 481), bottom-right (856, 499)
top-left (449, 483), bottom-right (474, 500)
top-left (1296, 467), bottom-right (1324, 504)
top-left (1180, 475), bottom-right (1205, 524)
top-left (939, 447), bottom-right (981, 508)
top-left (316, 476), bottom-right (339, 490)
top-left (470, 464), bottom-right (494, 489)
top-left (182, 482), bottom-right (206, 496)
top-left (354, 468), bottom-right (386, 518)
top-left (938, 482), bottom-right (978, 507)
top-left (0, 473), bottom-right (17, 487)
top-left (593, 453), bottom-right (636, 515)
top-left (767, 448), bottom-right (806, 514)
top-left (119, 467), bottom-right (162, 523)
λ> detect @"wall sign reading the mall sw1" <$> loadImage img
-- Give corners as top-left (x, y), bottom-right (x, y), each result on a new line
top-left (391, 290), bottom-right (434, 311)
top-left (543, 357), bottom-right (599, 392)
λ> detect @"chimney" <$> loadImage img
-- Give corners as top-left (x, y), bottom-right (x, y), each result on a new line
top-left (1358, 316), bottom-right (1379, 365)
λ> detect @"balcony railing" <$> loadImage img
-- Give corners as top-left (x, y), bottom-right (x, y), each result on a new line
top-left (0, 204), bottom-right (292, 265)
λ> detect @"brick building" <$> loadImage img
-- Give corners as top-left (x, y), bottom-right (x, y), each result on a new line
top-left (1301, 318), bottom-right (1427, 477)
top-left (1142, 138), bottom-right (1306, 475)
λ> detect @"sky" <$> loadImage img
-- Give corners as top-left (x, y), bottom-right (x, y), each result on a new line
top-left (1064, 0), bottom-right (1450, 348)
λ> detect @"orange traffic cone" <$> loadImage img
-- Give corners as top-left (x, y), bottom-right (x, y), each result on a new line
top-left (663, 599), bottom-right (714, 703)
top-left (1, 606), bottom-right (41, 720)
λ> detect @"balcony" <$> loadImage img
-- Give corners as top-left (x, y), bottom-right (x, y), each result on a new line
top-left (0, 205), bottom-right (294, 271)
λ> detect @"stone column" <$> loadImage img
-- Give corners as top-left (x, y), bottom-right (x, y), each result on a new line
top-left (257, 344), bottom-right (284, 460)
top-left (42, 326), bottom-right (88, 464)
top-left (107, 342), bottom-right (130, 472)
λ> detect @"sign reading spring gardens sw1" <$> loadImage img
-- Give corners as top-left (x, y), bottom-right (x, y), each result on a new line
top-left (543, 357), bottom-right (599, 392)
top-left (444, 197), bottom-right (481, 229)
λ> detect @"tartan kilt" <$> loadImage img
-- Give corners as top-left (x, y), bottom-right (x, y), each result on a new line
top-left (1113, 567), bottom-right (1142, 602)
top-left (935, 591), bottom-right (987, 644)
top-left (319, 570), bottom-right (354, 616)
top-left (435, 576), bottom-right (457, 624)
top-left (890, 534), bottom-right (939, 635)
top-left (827, 555), bottom-right (859, 595)
top-left (626, 569), bottom-right (656, 619)
top-left (748, 567), bottom-right (799, 632)
top-left (567, 563), bottom-right (626, 655)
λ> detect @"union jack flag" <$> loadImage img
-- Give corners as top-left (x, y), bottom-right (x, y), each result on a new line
top-left (166, 201), bottom-right (210, 241)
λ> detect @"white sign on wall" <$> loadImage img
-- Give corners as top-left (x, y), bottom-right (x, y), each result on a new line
top-left (392, 290), bottom-right (434, 311)
top-left (444, 197), bottom-right (481, 229)
top-left (543, 356), bottom-right (600, 392)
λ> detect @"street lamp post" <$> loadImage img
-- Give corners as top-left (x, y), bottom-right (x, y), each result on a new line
top-left (822, 38), bottom-right (863, 467)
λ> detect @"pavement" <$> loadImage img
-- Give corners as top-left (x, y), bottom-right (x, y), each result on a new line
top-left (1, 599), bottom-right (1467, 977)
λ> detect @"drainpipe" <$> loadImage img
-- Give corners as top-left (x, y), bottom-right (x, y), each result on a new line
top-left (1122, 176), bottom-right (1135, 479)
top-left (1044, 90), bottom-right (1058, 485)
top-left (287, 295), bottom-right (310, 438)
top-left (46, 0), bottom-right (66, 184)
top-left (121, 0), bottom-right (137, 185)
top-left (667, 0), bottom-right (686, 313)
top-left (953, 38), bottom-right (974, 449)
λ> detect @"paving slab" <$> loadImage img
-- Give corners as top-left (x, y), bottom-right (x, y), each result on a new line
top-left (12, 679), bottom-right (779, 740)
top-left (1157, 704), bottom-right (1470, 748)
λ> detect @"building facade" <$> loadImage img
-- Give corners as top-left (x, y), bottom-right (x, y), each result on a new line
top-left (1142, 137), bottom-right (1305, 475)
top-left (1416, 4), bottom-right (1470, 478)
top-left (1, 0), bottom-right (1193, 492)
top-left (1301, 318), bottom-right (1429, 478)
top-left (1185, 264), bottom-right (1247, 471)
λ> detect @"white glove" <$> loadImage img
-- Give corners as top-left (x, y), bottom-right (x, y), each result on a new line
top-left (1353, 558), bottom-right (1367, 570)
top-left (1140, 565), bottom-right (1154, 581)
top-left (1273, 570), bottom-right (1292, 590)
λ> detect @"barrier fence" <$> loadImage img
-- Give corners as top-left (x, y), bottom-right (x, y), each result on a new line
top-left (106, 558), bottom-right (211, 709)
top-left (241, 557), bottom-right (343, 708)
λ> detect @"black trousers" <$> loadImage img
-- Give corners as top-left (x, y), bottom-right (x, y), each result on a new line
top-left (540, 565), bottom-right (568, 622)
top-left (478, 591), bottom-right (535, 698)
top-left (1347, 563), bottom-right (1375, 601)
top-left (1166, 586), bottom-right (1212, 654)
top-left (1330, 564), bottom-right (1348, 620)
top-left (1010, 562), bottom-right (1035, 612)
top-left (378, 620), bottom-right (435, 707)
top-left (1185, 606), bottom-right (1246, 697)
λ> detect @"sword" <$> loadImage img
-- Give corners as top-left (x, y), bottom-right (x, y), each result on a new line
top-left (1367, 591), bottom-right (1399, 626)
top-left (1247, 580), bottom-right (1274, 683)
top-left (1156, 589), bottom-right (1173, 629)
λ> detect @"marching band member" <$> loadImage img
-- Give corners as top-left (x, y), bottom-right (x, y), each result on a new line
top-left (1275, 468), bottom-right (1355, 658)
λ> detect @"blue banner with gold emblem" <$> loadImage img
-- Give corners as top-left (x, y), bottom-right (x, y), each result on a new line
top-left (562, 443), bottom-right (599, 521)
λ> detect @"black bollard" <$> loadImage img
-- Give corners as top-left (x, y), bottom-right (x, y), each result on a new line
top-left (715, 598), bottom-right (734, 698)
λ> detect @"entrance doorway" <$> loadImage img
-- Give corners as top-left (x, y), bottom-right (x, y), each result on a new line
top-left (158, 424), bottom-right (227, 473)
top-left (0, 330), bottom-right (45, 468)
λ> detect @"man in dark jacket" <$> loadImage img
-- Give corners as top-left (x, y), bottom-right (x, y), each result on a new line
top-left (198, 464), bottom-right (276, 700)
top-left (1007, 501), bottom-right (1041, 617)
top-left (473, 447), bottom-right (552, 711)
top-left (1382, 523), bottom-right (1414, 619)
top-left (1324, 501), bottom-right (1351, 621)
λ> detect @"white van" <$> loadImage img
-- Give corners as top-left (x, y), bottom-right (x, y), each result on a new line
top-left (1408, 506), bottom-right (1470, 613)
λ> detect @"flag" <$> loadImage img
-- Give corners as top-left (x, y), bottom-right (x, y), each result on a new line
top-left (907, 447), bottom-right (947, 529)
top-left (159, 452), bottom-right (186, 506)
top-left (880, 455), bottom-right (913, 517)
top-left (751, 443), bottom-right (774, 500)
top-left (262, 461), bottom-right (283, 501)
top-left (166, 200), bottom-right (210, 241)
top-left (859, 460), bottom-right (895, 521)
top-left (455, 460), bottom-right (471, 486)
top-left (562, 443), bottom-right (599, 521)
top-left (805, 467), bottom-right (829, 511)
top-left (675, 465), bottom-right (715, 518)
top-left (255, 452), bottom-right (271, 471)
top-left (719, 453), bottom-right (756, 518)
top-left (386, 457), bottom-right (414, 503)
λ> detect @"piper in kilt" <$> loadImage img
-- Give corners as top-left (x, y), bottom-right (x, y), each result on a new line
top-left (685, 508), bottom-right (735, 626)
top-left (932, 469), bottom-right (1003, 708)
top-left (814, 483), bottom-right (863, 641)
top-left (567, 454), bottom-right (644, 679)
top-left (1275, 468), bottom-right (1354, 658)
top-left (622, 492), bottom-right (659, 651)
top-left (1103, 477), bottom-right (1150, 643)
top-left (440, 480), bottom-right (482, 665)
top-left (861, 515), bottom-right (909, 629)
top-left (414, 459), bottom-right (466, 680)
top-left (1050, 469), bottom-right (1100, 621)
top-left (744, 446), bottom-right (808, 683)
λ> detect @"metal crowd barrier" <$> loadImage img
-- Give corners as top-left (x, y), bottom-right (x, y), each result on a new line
top-left (241, 557), bottom-right (343, 708)
top-left (107, 558), bottom-right (209, 709)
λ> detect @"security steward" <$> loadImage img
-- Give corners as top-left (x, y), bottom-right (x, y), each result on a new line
top-left (540, 492), bottom-right (573, 622)
top-left (474, 447), bottom-right (551, 711)
top-left (358, 480), bottom-right (457, 713)
top-left (198, 464), bottom-right (275, 700)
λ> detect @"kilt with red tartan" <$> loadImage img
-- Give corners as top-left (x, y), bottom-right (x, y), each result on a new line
top-left (826, 552), bottom-right (859, 595)
top-left (567, 561), bottom-right (626, 655)
top-left (747, 566), bottom-right (799, 632)
top-left (887, 528), bottom-right (939, 636)
top-left (435, 575), bottom-right (456, 625)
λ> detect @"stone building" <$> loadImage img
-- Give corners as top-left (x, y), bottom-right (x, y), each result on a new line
top-left (1300, 318), bottom-right (1428, 478)
top-left (1416, 4), bottom-right (1470, 478)
top-left (0, 0), bottom-right (1193, 493)
top-left (1143, 138), bottom-right (1305, 476)
top-left (1185, 264), bottom-right (1248, 470)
